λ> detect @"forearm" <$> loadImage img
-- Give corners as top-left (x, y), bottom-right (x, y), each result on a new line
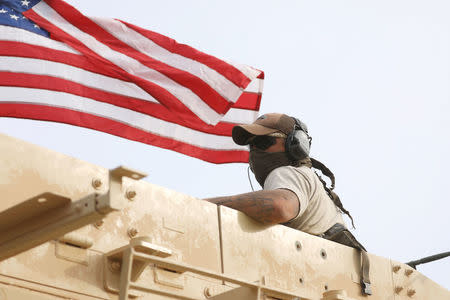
top-left (205, 189), bottom-right (298, 225)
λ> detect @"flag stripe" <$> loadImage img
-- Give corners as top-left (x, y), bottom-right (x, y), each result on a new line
top-left (244, 78), bottom-right (264, 93)
top-left (0, 71), bottom-right (256, 135)
top-left (0, 40), bottom-right (263, 111)
top-left (233, 92), bottom-right (262, 110)
top-left (0, 40), bottom-right (129, 82)
top-left (0, 86), bottom-right (250, 150)
top-left (28, 3), bottom-right (225, 124)
top-left (45, 0), bottom-right (253, 90)
top-left (120, 20), bottom-right (251, 89)
top-left (221, 108), bottom-right (258, 124)
top-left (57, 10), bottom-right (235, 114)
top-left (225, 60), bottom-right (263, 81)
top-left (0, 56), bottom-right (155, 102)
top-left (0, 24), bottom-right (79, 54)
top-left (0, 103), bottom-right (249, 163)
top-left (92, 17), bottom-right (243, 104)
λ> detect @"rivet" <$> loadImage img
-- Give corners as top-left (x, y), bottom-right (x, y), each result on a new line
top-left (395, 286), bottom-right (404, 294)
top-left (37, 197), bottom-right (47, 203)
top-left (128, 227), bottom-right (138, 238)
top-left (324, 284), bottom-right (328, 291)
top-left (92, 178), bottom-right (103, 189)
top-left (94, 220), bottom-right (104, 228)
top-left (320, 249), bottom-right (327, 259)
top-left (295, 241), bottom-right (302, 251)
top-left (405, 269), bottom-right (414, 276)
top-left (407, 289), bottom-right (416, 297)
top-left (299, 277), bottom-right (304, 284)
top-left (393, 265), bottom-right (401, 273)
top-left (109, 261), bottom-right (121, 272)
top-left (126, 190), bottom-right (137, 201)
top-left (75, 203), bottom-right (82, 212)
top-left (204, 287), bottom-right (212, 298)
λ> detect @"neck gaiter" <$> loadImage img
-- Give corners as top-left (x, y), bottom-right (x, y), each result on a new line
top-left (249, 149), bottom-right (297, 187)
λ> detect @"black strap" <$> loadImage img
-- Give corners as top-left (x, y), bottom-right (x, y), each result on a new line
top-left (310, 157), bottom-right (356, 229)
top-left (321, 224), bottom-right (372, 296)
top-left (310, 159), bottom-right (370, 295)
top-left (360, 251), bottom-right (372, 295)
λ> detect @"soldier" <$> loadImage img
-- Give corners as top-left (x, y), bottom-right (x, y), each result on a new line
top-left (206, 113), bottom-right (371, 295)
top-left (206, 113), bottom-right (350, 235)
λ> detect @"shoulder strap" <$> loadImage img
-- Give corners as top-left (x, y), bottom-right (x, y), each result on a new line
top-left (310, 157), bottom-right (356, 229)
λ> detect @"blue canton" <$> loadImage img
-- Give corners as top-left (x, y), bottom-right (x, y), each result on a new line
top-left (0, 0), bottom-right (49, 37)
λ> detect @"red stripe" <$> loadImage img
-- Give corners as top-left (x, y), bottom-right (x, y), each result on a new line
top-left (0, 71), bottom-right (241, 135)
top-left (25, 8), bottom-right (212, 125)
top-left (232, 92), bottom-right (261, 111)
top-left (0, 103), bottom-right (249, 164)
top-left (0, 41), bottom-right (259, 119)
top-left (0, 41), bottom-right (130, 82)
top-left (120, 20), bottom-right (252, 89)
top-left (40, 0), bottom-right (233, 114)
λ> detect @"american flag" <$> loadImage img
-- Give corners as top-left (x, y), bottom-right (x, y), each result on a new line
top-left (0, 0), bottom-right (264, 163)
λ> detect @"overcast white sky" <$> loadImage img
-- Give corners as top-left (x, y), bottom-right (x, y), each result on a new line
top-left (1, 0), bottom-right (449, 290)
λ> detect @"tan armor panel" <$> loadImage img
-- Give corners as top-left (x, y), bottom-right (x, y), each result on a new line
top-left (1, 133), bottom-right (449, 300)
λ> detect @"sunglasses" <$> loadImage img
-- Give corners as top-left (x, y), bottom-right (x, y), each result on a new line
top-left (248, 135), bottom-right (277, 150)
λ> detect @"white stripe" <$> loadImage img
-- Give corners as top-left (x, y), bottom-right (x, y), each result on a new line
top-left (0, 25), bottom-right (80, 54)
top-left (0, 57), bottom-right (258, 125)
top-left (32, 2), bottom-right (222, 125)
top-left (91, 17), bottom-right (243, 103)
top-left (244, 78), bottom-right (264, 94)
top-left (222, 108), bottom-right (258, 124)
top-left (0, 56), bottom-right (156, 102)
top-left (0, 87), bottom-right (248, 151)
top-left (225, 60), bottom-right (262, 80)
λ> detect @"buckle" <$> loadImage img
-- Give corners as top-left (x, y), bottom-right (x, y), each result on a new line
top-left (361, 280), bottom-right (372, 295)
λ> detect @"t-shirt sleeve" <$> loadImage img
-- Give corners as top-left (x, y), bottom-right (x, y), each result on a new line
top-left (263, 166), bottom-right (312, 220)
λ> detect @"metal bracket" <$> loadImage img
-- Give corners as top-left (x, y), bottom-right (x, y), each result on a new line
top-left (104, 237), bottom-right (173, 298)
top-left (103, 238), bottom-right (307, 300)
top-left (96, 166), bottom-right (147, 214)
top-left (0, 164), bottom-right (146, 262)
top-left (107, 237), bottom-right (173, 280)
top-left (0, 192), bottom-right (107, 261)
top-left (321, 290), bottom-right (352, 300)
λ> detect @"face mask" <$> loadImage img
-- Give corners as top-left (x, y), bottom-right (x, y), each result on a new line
top-left (249, 148), bottom-right (295, 187)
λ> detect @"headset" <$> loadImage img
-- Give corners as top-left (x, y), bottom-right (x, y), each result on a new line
top-left (285, 117), bottom-right (312, 161)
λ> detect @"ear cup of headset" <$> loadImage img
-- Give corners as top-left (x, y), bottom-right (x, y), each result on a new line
top-left (286, 118), bottom-right (311, 160)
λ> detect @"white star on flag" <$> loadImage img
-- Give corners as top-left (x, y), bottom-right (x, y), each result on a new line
top-left (21, 0), bottom-right (31, 7)
top-left (0, 9), bottom-right (7, 13)
top-left (9, 14), bottom-right (19, 20)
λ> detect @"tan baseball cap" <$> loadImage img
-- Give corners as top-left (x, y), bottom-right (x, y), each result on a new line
top-left (232, 113), bottom-right (295, 145)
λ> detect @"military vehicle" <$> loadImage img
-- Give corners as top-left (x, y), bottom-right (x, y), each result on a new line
top-left (1, 132), bottom-right (449, 300)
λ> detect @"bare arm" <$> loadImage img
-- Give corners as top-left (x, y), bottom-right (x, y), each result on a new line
top-left (204, 189), bottom-right (299, 225)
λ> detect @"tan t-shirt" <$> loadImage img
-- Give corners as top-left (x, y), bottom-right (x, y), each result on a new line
top-left (264, 165), bottom-right (345, 235)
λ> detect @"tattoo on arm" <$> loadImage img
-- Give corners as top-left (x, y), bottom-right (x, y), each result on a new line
top-left (205, 189), bottom-right (298, 225)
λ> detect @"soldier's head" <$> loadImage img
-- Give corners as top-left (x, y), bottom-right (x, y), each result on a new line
top-left (232, 113), bottom-right (312, 187)
top-left (232, 113), bottom-right (311, 159)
